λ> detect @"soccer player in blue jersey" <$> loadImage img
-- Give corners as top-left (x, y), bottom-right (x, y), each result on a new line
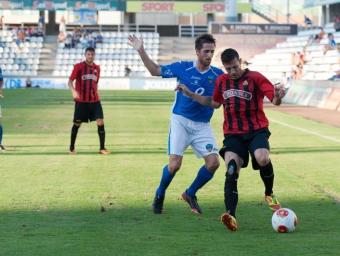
top-left (128, 34), bottom-right (223, 214)
top-left (0, 66), bottom-right (5, 151)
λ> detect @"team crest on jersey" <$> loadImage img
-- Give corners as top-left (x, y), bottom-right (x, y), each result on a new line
top-left (207, 76), bottom-right (214, 84)
top-left (223, 89), bottom-right (252, 100)
top-left (163, 69), bottom-right (173, 76)
top-left (242, 80), bottom-right (248, 89)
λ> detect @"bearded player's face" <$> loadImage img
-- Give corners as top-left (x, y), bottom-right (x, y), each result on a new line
top-left (85, 50), bottom-right (95, 64)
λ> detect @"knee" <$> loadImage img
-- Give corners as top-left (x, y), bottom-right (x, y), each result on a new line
top-left (168, 161), bottom-right (181, 174)
top-left (255, 154), bottom-right (270, 167)
top-left (206, 156), bottom-right (220, 172)
top-left (254, 149), bottom-right (270, 167)
top-left (97, 119), bottom-right (104, 126)
top-left (74, 121), bottom-right (81, 127)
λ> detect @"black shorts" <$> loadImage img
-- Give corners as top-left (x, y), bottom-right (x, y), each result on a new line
top-left (73, 101), bottom-right (104, 123)
top-left (219, 128), bottom-right (271, 170)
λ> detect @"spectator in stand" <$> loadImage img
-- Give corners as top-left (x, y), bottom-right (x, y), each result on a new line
top-left (72, 28), bottom-right (81, 47)
top-left (38, 13), bottom-right (45, 35)
top-left (306, 35), bottom-right (314, 46)
top-left (291, 69), bottom-right (298, 80)
top-left (304, 15), bottom-right (313, 27)
top-left (26, 27), bottom-right (34, 37)
top-left (324, 33), bottom-right (337, 54)
top-left (334, 15), bottom-right (340, 32)
top-left (295, 64), bottom-right (303, 80)
top-left (0, 16), bottom-right (4, 31)
top-left (95, 33), bottom-right (103, 44)
top-left (87, 34), bottom-right (96, 48)
top-left (65, 33), bottom-right (72, 49)
top-left (58, 31), bottom-right (66, 43)
top-left (15, 30), bottom-right (26, 48)
top-left (59, 16), bottom-right (66, 34)
top-left (316, 28), bottom-right (325, 43)
top-left (79, 33), bottom-right (88, 48)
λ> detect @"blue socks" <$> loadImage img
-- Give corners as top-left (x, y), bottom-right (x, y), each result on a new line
top-left (156, 165), bottom-right (175, 197)
top-left (0, 125), bottom-right (3, 145)
top-left (186, 165), bottom-right (214, 197)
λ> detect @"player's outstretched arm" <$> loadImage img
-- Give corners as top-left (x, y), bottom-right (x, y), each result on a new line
top-left (176, 84), bottom-right (221, 109)
top-left (128, 35), bottom-right (161, 76)
top-left (272, 83), bottom-right (287, 106)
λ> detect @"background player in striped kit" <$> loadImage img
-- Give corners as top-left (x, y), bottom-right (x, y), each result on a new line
top-left (68, 47), bottom-right (109, 155)
top-left (177, 48), bottom-right (287, 231)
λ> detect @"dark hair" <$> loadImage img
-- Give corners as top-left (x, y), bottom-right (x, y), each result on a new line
top-left (85, 47), bottom-right (95, 53)
top-left (221, 48), bottom-right (239, 63)
top-left (195, 34), bottom-right (216, 50)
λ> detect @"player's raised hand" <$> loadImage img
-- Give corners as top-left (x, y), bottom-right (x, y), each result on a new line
top-left (274, 83), bottom-right (287, 99)
top-left (128, 35), bottom-right (144, 51)
top-left (176, 84), bottom-right (193, 97)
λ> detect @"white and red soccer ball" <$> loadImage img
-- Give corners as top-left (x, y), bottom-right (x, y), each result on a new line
top-left (272, 208), bottom-right (298, 233)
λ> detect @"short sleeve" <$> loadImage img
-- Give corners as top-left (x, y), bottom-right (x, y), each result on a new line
top-left (160, 61), bottom-right (182, 78)
top-left (69, 64), bottom-right (78, 81)
top-left (213, 75), bottom-right (224, 104)
top-left (255, 72), bottom-right (275, 102)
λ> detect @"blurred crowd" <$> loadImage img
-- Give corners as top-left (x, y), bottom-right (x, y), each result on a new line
top-left (58, 28), bottom-right (103, 49)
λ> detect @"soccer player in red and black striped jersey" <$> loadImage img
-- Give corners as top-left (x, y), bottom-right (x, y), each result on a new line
top-left (68, 47), bottom-right (109, 155)
top-left (176, 48), bottom-right (287, 231)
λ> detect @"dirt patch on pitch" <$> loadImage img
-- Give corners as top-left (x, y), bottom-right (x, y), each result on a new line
top-left (267, 104), bottom-right (340, 128)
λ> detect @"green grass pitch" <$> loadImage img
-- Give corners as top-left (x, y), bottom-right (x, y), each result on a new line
top-left (0, 89), bottom-right (339, 255)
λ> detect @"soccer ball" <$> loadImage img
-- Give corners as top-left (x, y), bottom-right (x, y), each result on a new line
top-left (271, 208), bottom-right (298, 233)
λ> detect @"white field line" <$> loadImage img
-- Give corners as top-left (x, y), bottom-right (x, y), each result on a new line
top-left (270, 119), bottom-right (340, 144)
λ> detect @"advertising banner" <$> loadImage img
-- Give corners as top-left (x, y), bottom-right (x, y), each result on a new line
top-left (211, 23), bottom-right (298, 35)
top-left (0, 0), bottom-right (126, 11)
top-left (127, 1), bottom-right (251, 13)
top-left (73, 10), bottom-right (97, 25)
top-left (3, 77), bottom-right (176, 90)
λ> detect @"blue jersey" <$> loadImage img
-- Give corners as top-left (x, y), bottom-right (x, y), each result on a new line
top-left (0, 67), bottom-right (3, 82)
top-left (161, 61), bottom-right (223, 122)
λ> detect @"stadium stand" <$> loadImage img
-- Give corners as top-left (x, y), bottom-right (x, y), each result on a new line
top-left (248, 23), bottom-right (340, 81)
top-left (53, 31), bottom-right (159, 77)
top-left (0, 29), bottom-right (43, 76)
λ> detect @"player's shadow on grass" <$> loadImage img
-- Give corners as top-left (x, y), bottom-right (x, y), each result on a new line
top-left (0, 199), bottom-right (339, 255)
top-left (271, 146), bottom-right (340, 154)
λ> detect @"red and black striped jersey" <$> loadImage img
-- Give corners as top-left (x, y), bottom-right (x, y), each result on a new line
top-left (69, 61), bottom-right (100, 103)
top-left (213, 69), bottom-right (275, 135)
